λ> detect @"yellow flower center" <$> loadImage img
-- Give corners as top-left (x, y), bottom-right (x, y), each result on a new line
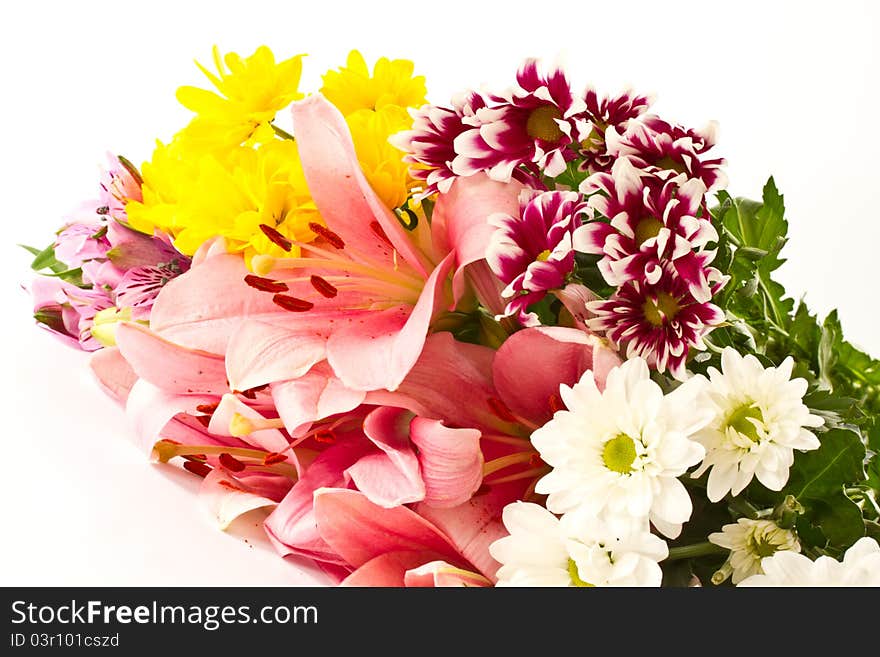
top-left (536, 249), bottom-right (552, 262)
top-left (526, 106), bottom-right (564, 143)
top-left (602, 434), bottom-right (638, 474)
top-left (726, 403), bottom-right (765, 443)
top-left (634, 217), bottom-right (664, 246)
top-left (642, 292), bottom-right (681, 327)
top-left (567, 558), bottom-right (595, 587)
top-left (747, 535), bottom-right (781, 558)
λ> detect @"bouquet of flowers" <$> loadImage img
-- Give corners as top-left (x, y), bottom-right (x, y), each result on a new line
top-left (24, 47), bottom-right (880, 587)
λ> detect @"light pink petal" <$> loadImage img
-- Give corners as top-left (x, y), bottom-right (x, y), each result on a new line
top-left (225, 320), bottom-right (328, 392)
top-left (416, 482), bottom-right (524, 581)
top-left (264, 439), bottom-right (375, 566)
top-left (493, 326), bottom-right (610, 426)
top-left (431, 173), bottom-right (526, 303)
top-left (199, 470), bottom-right (276, 530)
top-left (366, 331), bottom-right (503, 433)
top-left (208, 393), bottom-right (292, 456)
top-left (271, 363), bottom-right (366, 437)
top-left (115, 322), bottom-right (228, 395)
top-left (345, 407), bottom-right (425, 507)
top-left (410, 417), bottom-right (483, 508)
top-left (292, 94), bottom-right (431, 276)
top-left (149, 254), bottom-right (285, 354)
top-left (340, 552), bottom-right (432, 587)
top-left (325, 253), bottom-right (455, 391)
top-left (90, 347), bottom-right (138, 404)
top-left (313, 488), bottom-right (465, 569)
top-left (125, 379), bottom-right (219, 454)
top-left (404, 561), bottom-right (492, 587)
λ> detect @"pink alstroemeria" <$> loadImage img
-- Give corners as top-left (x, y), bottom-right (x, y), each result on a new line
top-left (31, 276), bottom-right (113, 351)
top-left (452, 60), bottom-right (591, 181)
top-left (606, 114), bottom-right (727, 191)
top-left (487, 190), bottom-right (587, 326)
top-left (574, 157), bottom-right (720, 302)
top-left (587, 265), bottom-right (725, 380)
top-left (98, 153), bottom-right (143, 221)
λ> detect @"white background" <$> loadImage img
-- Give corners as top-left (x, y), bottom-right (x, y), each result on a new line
top-left (1, 0), bottom-right (878, 585)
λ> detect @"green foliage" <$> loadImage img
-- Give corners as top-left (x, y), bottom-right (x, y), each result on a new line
top-left (20, 242), bottom-right (85, 287)
top-left (680, 178), bottom-right (880, 582)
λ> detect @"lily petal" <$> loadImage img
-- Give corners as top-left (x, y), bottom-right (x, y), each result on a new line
top-left (404, 561), bottom-right (492, 587)
top-left (271, 363), bottom-right (366, 438)
top-left (494, 326), bottom-right (621, 426)
top-left (225, 320), bottom-right (327, 392)
top-left (346, 407), bottom-right (425, 508)
top-left (292, 94), bottom-right (432, 276)
top-left (90, 346), bottom-right (138, 404)
top-left (325, 252), bottom-right (455, 391)
top-left (410, 417), bottom-right (483, 508)
top-left (432, 173), bottom-right (525, 303)
top-left (313, 488), bottom-right (465, 569)
top-left (200, 470), bottom-right (276, 530)
top-left (116, 322), bottom-right (228, 395)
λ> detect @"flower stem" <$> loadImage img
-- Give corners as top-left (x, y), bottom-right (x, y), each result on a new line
top-left (665, 542), bottom-right (726, 561)
top-left (271, 123), bottom-right (295, 141)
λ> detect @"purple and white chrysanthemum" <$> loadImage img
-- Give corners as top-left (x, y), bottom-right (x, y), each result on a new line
top-left (579, 88), bottom-right (652, 175)
top-left (584, 88), bottom-right (653, 133)
top-left (587, 265), bottom-right (725, 380)
top-left (574, 157), bottom-right (718, 301)
top-left (390, 91), bottom-right (488, 197)
top-left (606, 115), bottom-right (727, 191)
top-left (452, 60), bottom-right (591, 181)
top-left (487, 190), bottom-right (587, 326)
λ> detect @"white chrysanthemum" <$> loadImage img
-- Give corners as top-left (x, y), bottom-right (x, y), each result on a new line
top-left (738, 537), bottom-right (880, 587)
top-left (489, 502), bottom-right (668, 587)
top-left (691, 348), bottom-right (823, 502)
top-left (709, 518), bottom-right (800, 584)
top-left (532, 357), bottom-right (709, 538)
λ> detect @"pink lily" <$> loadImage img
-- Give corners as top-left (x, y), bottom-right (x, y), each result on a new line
top-left (221, 93), bottom-right (458, 393)
top-left (314, 486), bottom-right (526, 586)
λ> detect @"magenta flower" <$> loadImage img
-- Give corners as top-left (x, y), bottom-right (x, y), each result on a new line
top-left (487, 190), bottom-right (586, 326)
top-left (579, 88), bottom-right (652, 174)
top-left (587, 265), bottom-right (725, 379)
top-left (390, 91), bottom-right (487, 197)
top-left (606, 115), bottom-right (727, 191)
top-left (452, 60), bottom-right (591, 181)
top-left (574, 157), bottom-right (718, 301)
top-left (584, 88), bottom-right (652, 132)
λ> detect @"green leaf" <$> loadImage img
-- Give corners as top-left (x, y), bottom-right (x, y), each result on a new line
top-left (809, 492), bottom-right (866, 546)
top-left (19, 243), bottom-right (43, 258)
top-left (785, 428), bottom-right (867, 500)
top-left (782, 427), bottom-right (867, 549)
top-left (24, 242), bottom-right (71, 275)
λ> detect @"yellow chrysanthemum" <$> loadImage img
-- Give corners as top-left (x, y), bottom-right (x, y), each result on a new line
top-left (127, 139), bottom-right (320, 264)
top-left (320, 50), bottom-right (426, 116)
top-left (126, 138), bottom-right (199, 236)
top-left (347, 106), bottom-right (415, 209)
top-left (176, 46), bottom-right (305, 153)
